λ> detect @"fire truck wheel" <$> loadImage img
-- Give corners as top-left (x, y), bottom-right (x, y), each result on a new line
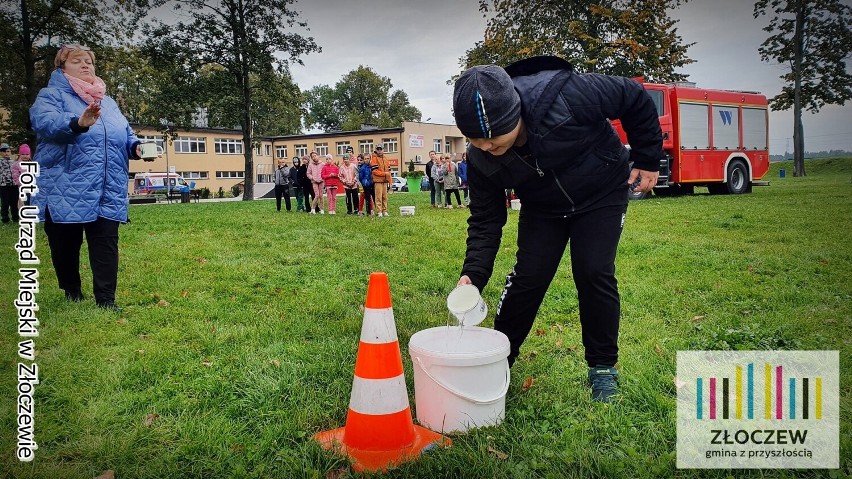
top-left (726, 160), bottom-right (749, 194)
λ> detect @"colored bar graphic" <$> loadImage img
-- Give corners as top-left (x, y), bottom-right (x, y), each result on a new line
top-left (710, 378), bottom-right (717, 419)
top-left (695, 362), bottom-right (823, 422)
top-left (790, 378), bottom-right (796, 419)
top-left (765, 363), bottom-right (772, 419)
top-left (736, 366), bottom-right (743, 419)
top-left (776, 365), bottom-right (783, 419)
top-left (696, 378), bottom-right (703, 419)
top-left (816, 378), bottom-right (822, 419)
top-left (747, 363), bottom-right (754, 419)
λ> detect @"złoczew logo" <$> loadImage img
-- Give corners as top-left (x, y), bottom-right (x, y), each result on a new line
top-left (677, 351), bottom-right (838, 469)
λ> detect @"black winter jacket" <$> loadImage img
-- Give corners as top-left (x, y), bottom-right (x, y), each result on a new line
top-left (461, 56), bottom-right (663, 290)
top-left (297, 164), bottom-right (310, 189)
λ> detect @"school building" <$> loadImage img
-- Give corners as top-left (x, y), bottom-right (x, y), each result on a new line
top-left (130, 121), bottom-right (466, 195)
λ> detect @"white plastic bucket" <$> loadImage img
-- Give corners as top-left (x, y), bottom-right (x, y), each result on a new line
top-left (399, 206), bottom-right (415, 216)
top-left (446, 284), bottom-right (487, 326)
top-left (510, 198), bottom-right (521, 210)
top-left (408, 326), bottom-right (511, 434)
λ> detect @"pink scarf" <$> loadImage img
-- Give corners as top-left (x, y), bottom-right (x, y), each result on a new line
top-left (63, 72), bottom-right (106, 105)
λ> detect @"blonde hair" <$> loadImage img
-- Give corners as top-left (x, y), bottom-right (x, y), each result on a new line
top-left (54, 44), bottom-right (96, 69)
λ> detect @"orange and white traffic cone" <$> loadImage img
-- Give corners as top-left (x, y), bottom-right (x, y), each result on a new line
top-left (314, 272), bottom-right (450, 472)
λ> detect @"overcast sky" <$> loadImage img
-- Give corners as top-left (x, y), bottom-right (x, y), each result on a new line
top-left (282, 0), bottom-right (850, 153)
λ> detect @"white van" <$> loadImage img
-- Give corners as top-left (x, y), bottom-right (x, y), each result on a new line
top-left (133, 172), bottom-right (194, 194)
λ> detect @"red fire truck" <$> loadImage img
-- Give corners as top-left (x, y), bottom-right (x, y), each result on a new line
top-left (612, 80), bottom-right (770, 199)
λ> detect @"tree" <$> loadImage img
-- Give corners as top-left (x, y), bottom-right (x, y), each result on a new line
top-left (96, 46), bottom-right (167, 126)
top-left (0, 0), bottom-right (141, 144)
top-left (144, 0), bottom-right (319, 200)
top-left (754, 0), bottom-right (852, 177)
top-left (461, 0), bottom-right (694, 82)
top-left (303, 66), bottom-right (422, 132)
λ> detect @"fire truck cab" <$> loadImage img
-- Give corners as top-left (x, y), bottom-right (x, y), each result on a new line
top-left (612, 81), bottom-right (770, 199)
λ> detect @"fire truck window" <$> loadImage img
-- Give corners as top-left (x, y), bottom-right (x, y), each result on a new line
top-left (742, 107), bottom-right (768, 150)
top-left (712, 106), bottom-right (739, 150)
top-left (679, 103), bottom-right (709, 150)
top-left (648, 90), bottom-right (664, 117)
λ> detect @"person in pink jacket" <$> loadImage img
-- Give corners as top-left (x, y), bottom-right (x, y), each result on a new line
top-left (320, 154), bottom-right (341, 215)
top-left (306, 151), bottom-right (325, 214)
top-left (339, 153), bottom-right (360, 214)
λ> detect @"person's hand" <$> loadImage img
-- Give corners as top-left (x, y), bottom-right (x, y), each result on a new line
top-left (627, 168), bottom-right (659, 193)
top-left (457, 275), bottom-right (472, 287)
top-left (77, 102), bottom-right (101, 128)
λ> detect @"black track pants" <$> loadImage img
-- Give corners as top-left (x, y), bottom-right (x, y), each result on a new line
top-left (44, 209), bottom-right (120, 304)
top-left (494, 202), bottom-right (627, 367)
top-left (275, 184), bottom-right (291, 211)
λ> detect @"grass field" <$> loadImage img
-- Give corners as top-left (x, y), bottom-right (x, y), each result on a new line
top-left (1, 158), bottom-right (850, 478)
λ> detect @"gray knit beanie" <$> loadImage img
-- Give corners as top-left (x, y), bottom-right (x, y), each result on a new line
top-left (453, 65), bottom-right (521, 139)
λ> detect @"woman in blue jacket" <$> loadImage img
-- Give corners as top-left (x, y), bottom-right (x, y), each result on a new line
top-left (30, 44), bottom-right (142, 309)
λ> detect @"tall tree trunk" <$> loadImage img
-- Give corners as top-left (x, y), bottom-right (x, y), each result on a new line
top-left (241, 70), bottom-right (253, 200)
top-left (20, 0), bottom-right (36, 107)
top-left (792, 0), bottom-right (807, 177)
top-left (233, 0), bottom-right (253, 200)
top-left (20, 0), bottom-right (38, 144)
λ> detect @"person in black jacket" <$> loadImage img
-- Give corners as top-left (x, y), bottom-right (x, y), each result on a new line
top-left (273, 158), bottom-right (292, 212)
top-left (425, 150), bottom-right (436, 207)
top-left (453, 56), bottom-right (662, 402)
top-left (298, 154), bottom-right (315, 213)
top-left (291, 157), bottom-right (305, 212)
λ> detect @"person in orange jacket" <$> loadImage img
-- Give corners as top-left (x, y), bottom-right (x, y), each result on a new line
top-left (370, 145), bottom-right (392, 217)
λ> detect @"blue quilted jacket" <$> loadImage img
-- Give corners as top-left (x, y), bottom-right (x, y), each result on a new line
top-left (30, 69), bottom-right (140, 223)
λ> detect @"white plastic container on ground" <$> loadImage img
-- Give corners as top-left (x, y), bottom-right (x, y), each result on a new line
top-left (408, 326), bottom-right (510, 434)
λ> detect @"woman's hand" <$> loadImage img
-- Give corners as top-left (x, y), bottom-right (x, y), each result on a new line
top-left (457, 275), bottom-right (472, 287)
top-left (77, 102), bottom-right (101, 128)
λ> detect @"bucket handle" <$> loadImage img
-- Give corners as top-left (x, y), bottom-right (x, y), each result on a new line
top-left (414, 357), bottom-right (510, 405)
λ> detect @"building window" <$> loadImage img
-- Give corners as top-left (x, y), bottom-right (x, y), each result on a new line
top-left (295, 144), bottom-right (308, 157)
top-left (359, 140), bottom-right (373, 155)
top-left (254, 144), bottom-right (261, 156)
top-left (214, 138), bottom-right (243, 154)
top-left (275, 145), bottom-right (288, 158)
top-left (336, 141), bottom-right (352, 155)
top-left (445, 140), bottom-right (452, 154)
top-left (314, 142), bottom-right (329, 156)
top-left (265, 144), bottom-right (271, 156)
top-left (215, 171), bottom-right (245, 179)
top-left (138, 135), bottom-right (164, 150)
top-left (433, 139), bottom-right (442, 153)
top-left (178, 171), bottom-right (209, 179)
top-left (382, 138), bottom-right (398, 153)
top-left (174, 136), bottom-right (206, 153)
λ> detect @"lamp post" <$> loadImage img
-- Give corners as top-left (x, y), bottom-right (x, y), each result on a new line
top-left (160, 120), bottom-right (174, 202)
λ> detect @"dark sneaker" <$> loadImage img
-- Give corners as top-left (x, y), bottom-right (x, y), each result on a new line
top-left (65, 290), bottom-right (85, 302)
top-left (588, 365), bottom-right (619, 403)
top-left (97, 301), bottom-right (122, 312)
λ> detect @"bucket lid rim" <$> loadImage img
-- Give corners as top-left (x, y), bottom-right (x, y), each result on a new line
top-left (408, 326), bottom-right (510, 359)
